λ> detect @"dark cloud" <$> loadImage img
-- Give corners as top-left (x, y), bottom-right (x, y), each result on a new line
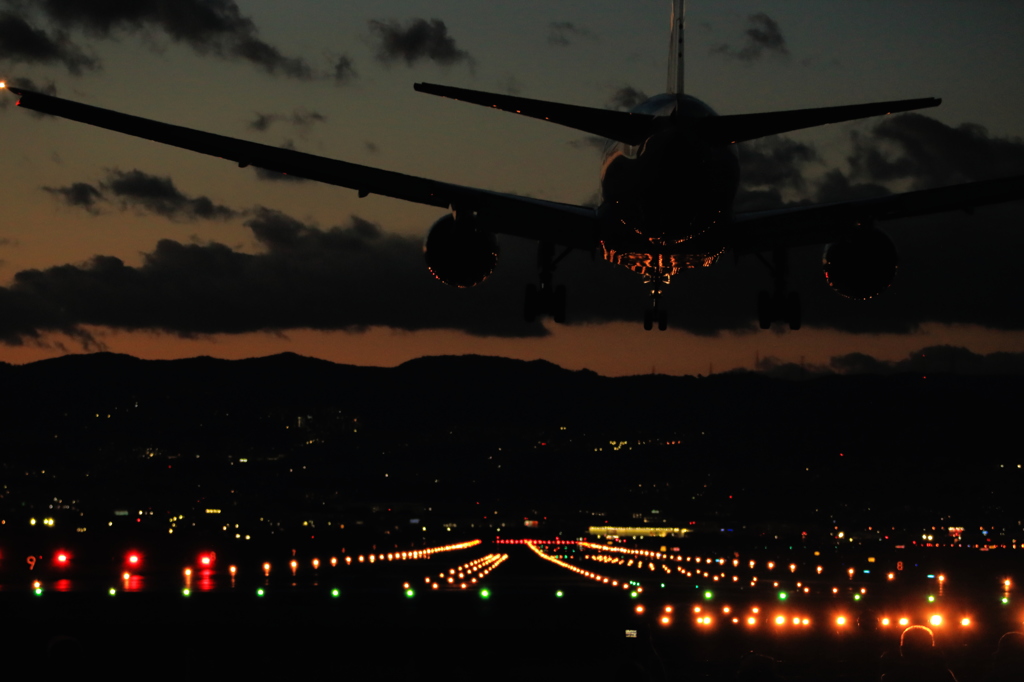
top-left (712, 13), bottom-right (789, 62)
top-left (567, 136), bottom-right (609, 154)
top-left (502, 75), bottom-right (524, 96)
top-left (101, 169), bottom-right (237, 221)
top-left (547, 21), bottom-right (591, 47)
top-left (7, 75), bottom-right (57, 94)
top-left (43, 169), bottom-right (238, 219)
top-left (247, 109), bottom-right (326, 133)
top-left (0, 210), bottom-right (554, 344)
top-left (369, 18), bottom-right (472, 67)
top-left (43, 182), bottom-right (104, 213)
top-left (607, 85), bottom-right (649, 112)
top-left (0, 11), bottom-right (96, 74)
top-left (848, 113), bottom-right (1024, 189)
top-left (737, 135), bottom-right (820, 191)
top-left (2, 0), bottom-right (312, 78)
top-left (248, 113), bottom-right (276, 133)
top-left (364, 141), bottom-right (379, 154)
top-left (333, 54), bottom-right (357, 84)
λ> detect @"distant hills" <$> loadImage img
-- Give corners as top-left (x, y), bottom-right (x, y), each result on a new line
top-left (0, 352), bottom-right (1021, 530)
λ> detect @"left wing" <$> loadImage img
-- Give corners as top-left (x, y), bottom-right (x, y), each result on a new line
top-left (7, 87), bottom-right (601, 250)
top-left (728, 174), bottom-right (1024, 254)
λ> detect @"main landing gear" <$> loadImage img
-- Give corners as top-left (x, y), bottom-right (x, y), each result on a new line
top-left (524, 242), bottom-right (571, 323)
top-left (755, 248), bottom-right (801, 330)
top-left (643, 271), bottom-right (670, 331)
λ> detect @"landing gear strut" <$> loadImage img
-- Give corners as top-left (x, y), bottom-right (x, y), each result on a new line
top-left (524, 242), bottom-right (571, 323)
top-left (755, 248), bottom-right (801, 330)
top-left (642, 271), bottom-right (670, 331)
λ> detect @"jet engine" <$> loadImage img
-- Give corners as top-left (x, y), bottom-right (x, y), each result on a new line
top-left (822, 227), bottom-right (898, 299)
top-left (423, 213), bottom-right (499, 288)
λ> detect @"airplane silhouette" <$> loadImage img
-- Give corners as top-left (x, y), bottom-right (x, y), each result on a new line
top-left (5, 1), bottom-right (1024, 331)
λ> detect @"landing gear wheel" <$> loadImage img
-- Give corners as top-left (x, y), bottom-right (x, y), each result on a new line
top-left (786, 291), bottom-right (801, 331)
top-left (657, 309), bottom-right (668, 331)
top-left (643, 309), bottom-right (654, 331)
top-left (757, 290), bottom-right (773, 329)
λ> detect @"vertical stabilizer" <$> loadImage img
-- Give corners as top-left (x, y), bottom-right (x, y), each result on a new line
top-left (667, 0), bottom-right (685, 103)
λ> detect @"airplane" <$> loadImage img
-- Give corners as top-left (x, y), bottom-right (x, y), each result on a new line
top-left (4, 1), bottom-right (1024, 331)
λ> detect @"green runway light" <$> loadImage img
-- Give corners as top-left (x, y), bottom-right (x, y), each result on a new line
top-left (1002, 597), bottom-right (1010, 605)
top-left (928, 595), bottom-right (936, 603)
top-left (555, 590), bottom-right (564, 598)
top-left (257, 588), bottom-right (265, 597)
top-left (704, 591), bottom-right (713, 600)
top-left (182, 588), bottom-right (190, 597)
top-left (108, 588), bottom-right (116, 596)
top-left (405, 588), bottom-right (415, 598)
top-left (630, 591), bottom-right (638, 599)
top-left (479, 588), bottom-right (490, 599)
top-left (331, 588), bottom-right (340, 598)
top-left (779, 592), bottom-right (788, 601)
top-left (34, 588), bottom-right (42, 596)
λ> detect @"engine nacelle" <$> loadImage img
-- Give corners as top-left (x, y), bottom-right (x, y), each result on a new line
top-left (822, 227), bottom-right (899, 299)
top-left (423, 213), bottom-right (499, 288)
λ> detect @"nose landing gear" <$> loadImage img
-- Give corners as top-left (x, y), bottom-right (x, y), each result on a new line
top-left (642, 271), bottom-right (670, 331)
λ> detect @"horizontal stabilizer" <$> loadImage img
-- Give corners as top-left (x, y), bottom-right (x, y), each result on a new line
top-left (696, 97), bottom-right (941, 144)
top-left (414, 82), bottom-right (658, 145)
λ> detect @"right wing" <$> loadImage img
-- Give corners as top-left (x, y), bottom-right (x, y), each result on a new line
top-left (728, 174), bottom-right (1024, 254)
top-left (8, 87), bottom-right (602, 250)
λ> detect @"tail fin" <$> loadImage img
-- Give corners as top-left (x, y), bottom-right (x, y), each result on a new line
top-left (667, 0), bottom-right (685, 104)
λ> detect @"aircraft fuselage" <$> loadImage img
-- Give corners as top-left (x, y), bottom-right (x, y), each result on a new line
top-left (598, 94), bottom-right (739, 277)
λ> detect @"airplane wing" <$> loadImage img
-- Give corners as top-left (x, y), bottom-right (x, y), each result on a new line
top-left (727, 174), bottom-right (1024, 254)
top-left (7, 87), bottom-right (602, 250)
top-left (415, 82), bottom-right (939, 146)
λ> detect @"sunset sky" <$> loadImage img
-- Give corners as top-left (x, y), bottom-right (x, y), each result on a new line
top-left (1, 0), bottom-right (1022, 376)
